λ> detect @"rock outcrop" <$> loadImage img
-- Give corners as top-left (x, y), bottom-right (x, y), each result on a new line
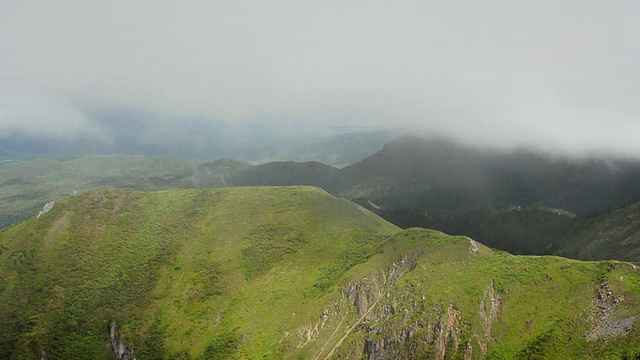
top-left (587, 282), bottom-right (639, 341)
top-left (37, 201), bottom-right (55, 218)
top-left (108, 322), bottom-right (136, 360)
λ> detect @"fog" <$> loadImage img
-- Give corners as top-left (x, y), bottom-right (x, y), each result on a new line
top-left (1, 0), bottom-right (639, 156)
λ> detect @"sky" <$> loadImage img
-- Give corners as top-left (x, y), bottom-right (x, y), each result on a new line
top-left (1, 0), bottom-right (639, 156)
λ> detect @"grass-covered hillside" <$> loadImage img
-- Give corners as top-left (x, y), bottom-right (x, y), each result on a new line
top-left (0, 155), bottom-right (198, 228)
top-left (1, 187), bottom-right (640, 359)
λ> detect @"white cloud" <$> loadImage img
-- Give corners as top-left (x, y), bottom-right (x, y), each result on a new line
top-left (0, 91), bottom-right (107, 140)
top-left (1, 0), bottom-right (639, 154)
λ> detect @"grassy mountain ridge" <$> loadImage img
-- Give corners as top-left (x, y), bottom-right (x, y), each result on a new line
top-left (4, 135), bottom-right (640, 266)
top-left (0, 186), bottom-right (397, 359)
top-left (230, 161), bottom-right (347, 193)
top-left (1, 187), bottom-right (640, 359)
top-left (0, 155), bottom-right (198, 228)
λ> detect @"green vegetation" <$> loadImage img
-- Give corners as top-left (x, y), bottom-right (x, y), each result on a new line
top-left (5, 139), bottom-right (640, 268)
top-left (366, 200), bottom-right (640, 262)
top-left (341, 136), bottom-right (640, 216)
top-left (241, 225), bottom-right (306, 280)
top-left (373, 204), bottom-right (580, 256)
top-left (558, 202), bottom-right (640, 262)
top-left (0, 155), bottom-right (342, 230)
top-left (1, 187), bottom-right (639, 359)
top-left (0, 155), bottom-right (200, 228)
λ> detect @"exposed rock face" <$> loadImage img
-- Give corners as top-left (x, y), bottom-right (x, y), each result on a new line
top-left (476, 282), bottom-right (501, 358)
top-left (469, 238), bottom-right (480, 253)
top-left (587, 282), bottom-right (639, 341)
top-left (325, 251), bottom-right (423, 359)
top-left (299, 250), bottom-right (507, 360)
top-left (434, 304), bottom-right (461, 359)
top-left (37, 201), bottom-right (55, 218)
top-left (295, 251), bottom-right (423, 359)
top-left (108, 322), bottom-right (136, 360)
top-left (356, 281), bottom-right (501, 360)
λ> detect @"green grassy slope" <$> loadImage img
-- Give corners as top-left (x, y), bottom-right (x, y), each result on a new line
top-left (1, 187), bottom-right (639, 359)
top-left (0, 186), bottom-right (397, 359)
top-left (0, 155), bottom-right (198, 228)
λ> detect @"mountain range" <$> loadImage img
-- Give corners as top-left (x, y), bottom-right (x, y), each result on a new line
top-left (4, 135), bottom-right (640, 264)
top-left (1, 187), bottom-right (639, 359)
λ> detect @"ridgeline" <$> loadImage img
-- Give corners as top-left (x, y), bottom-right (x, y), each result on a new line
top-left (1, 187), bottom-right (640, 359)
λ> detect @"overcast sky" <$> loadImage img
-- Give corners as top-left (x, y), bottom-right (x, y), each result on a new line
top-left (1, 0), bottom-right (639, 155)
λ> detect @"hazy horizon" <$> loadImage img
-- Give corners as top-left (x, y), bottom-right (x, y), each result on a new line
top-left (2, 0), bottom-right (639, 157)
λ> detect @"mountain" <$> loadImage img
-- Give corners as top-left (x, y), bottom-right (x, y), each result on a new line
top-left (1, 117), bottom-right (396, 167)
top-left (231, 161), bottom-right (347, 193)
top-left (5, 135), bottom-right (640, 265)
top-left (151, 159), bottom-right (252, 188)
top-left (1, 187), bottom-right (640, 359)
top-left (337, 136), bottom-right (640, 261)
top-left (0, 130), bottom-right (392, 229)
top-left (340, 136), bottom-right (640, 216)
top-left (0, 156), bottom-right (265, 229)
top-left (0, 155), bottom-right (200, 229)
top-left (559, 202), bottom-right (640, 262)
top-left (275, 130), bottom-right (399, 168)
top-left (358, 202), bottom-right (581, 256)
top-left (362, 199), bottom-right (640, 263)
